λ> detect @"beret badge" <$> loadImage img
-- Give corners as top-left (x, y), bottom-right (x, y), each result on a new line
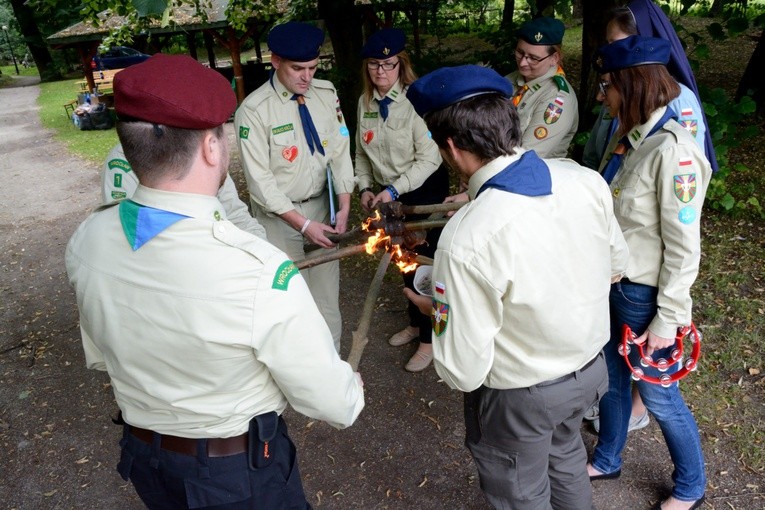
top-left (383, 47), bottom-right (390, 55)
top-left (534, 31), bottom-right (543, 43)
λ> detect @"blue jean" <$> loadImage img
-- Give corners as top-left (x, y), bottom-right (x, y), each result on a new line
top-left (591, 281), bottom-right (706, 502)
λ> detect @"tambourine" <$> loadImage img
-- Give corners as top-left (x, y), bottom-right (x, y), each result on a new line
top-left (619, 323), bottom-right (701, 386)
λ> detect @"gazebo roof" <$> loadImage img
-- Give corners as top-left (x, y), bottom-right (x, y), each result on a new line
top-left (46, 0), bottom-right (276, 46)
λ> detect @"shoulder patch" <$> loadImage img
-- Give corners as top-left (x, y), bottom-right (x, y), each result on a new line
top-left (239, 126), bottom-right (250, 139)
top-left (107, 158), bottom-right (131, 172)
top-left (432, 300), bottom-right (449, 337)
top-left (272, 260), bottom-right (299, 290)
top-left (552, 75), bottom-right (569, 93)
top-left (534, 126), bottom-right (548, 139)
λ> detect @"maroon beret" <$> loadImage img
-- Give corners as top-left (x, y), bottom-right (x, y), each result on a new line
top-left (114, 54), bottom-right (236, 129)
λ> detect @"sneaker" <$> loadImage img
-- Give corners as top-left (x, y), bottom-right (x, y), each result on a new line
top-left (389, 326), bottom-right (419, 347)
top-left (583, 402), bottom-right (600, 421)
top-left (405, 344), bottom-right (433, 372)
top-left (592, 410), bottom-right (650, 434)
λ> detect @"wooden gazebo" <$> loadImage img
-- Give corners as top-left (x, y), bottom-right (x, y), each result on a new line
top-left (47, 0), bottom-right (285, 103)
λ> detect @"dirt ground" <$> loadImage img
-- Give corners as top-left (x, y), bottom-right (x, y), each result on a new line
top-left (0, 77), bottom-right (761, 510)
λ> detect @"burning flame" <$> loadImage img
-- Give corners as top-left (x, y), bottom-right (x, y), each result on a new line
top-left (362, 209), bottom-right (418, 272)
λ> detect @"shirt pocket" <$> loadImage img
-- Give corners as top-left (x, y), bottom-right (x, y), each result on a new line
top-left (386, 117), bottom-right (414, 155)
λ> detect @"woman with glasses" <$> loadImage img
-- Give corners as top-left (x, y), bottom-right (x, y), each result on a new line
top-left (586, 36), bottom-right (710, 510)
top-left (505, 16), bottom-right (579, 158)
top-left (355, 28), bottom-right (448, 372)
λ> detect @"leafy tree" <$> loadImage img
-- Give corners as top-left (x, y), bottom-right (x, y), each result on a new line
top-left (6, 0), bottom-right (60, 80)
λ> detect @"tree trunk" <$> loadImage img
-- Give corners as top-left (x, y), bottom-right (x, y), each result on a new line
top-left (318, 0), bottom-right (363, 139)
top-left (501, 0), bottom-right (516, 32)
top-left (533, 0), bottom-right (556, 17)
top-left (571, 0), bottom-right (620, 164)
top-left (736, 27), bottom-right (765, 115)
top-left (9, 0), bottom-right (59, 81)
top-left (709, 0), bottom-right (729, 16)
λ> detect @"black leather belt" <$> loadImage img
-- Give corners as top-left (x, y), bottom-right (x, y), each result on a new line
top-left (129, 426), bottom-right (248, 457)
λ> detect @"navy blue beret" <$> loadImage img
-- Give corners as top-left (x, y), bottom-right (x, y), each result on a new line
top-left (406, 65), bottom-right (514, 118)
top-left (594, 35), bottom-right (670, 73)
top-left (268, 22), bottom-right (324, 62)
top-left (517, 17), bottom-right (565, 45)
top-left (361, 28), bottom-right (406, 59)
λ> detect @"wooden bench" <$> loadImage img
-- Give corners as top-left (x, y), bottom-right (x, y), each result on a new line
top-left (76, 68), bottom-right (124, 94)
top-left (63, 99), bottom-right (77, 117)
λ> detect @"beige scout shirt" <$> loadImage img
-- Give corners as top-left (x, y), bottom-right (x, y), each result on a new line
top-left (601, 107), bottom-right (712, 339)
top-left (235, 77), bottom-right (355, 217)
top-left (431, 151), bottom-right (628, 391)
top-left (506, 67), bottom-right (579, 158)
top-left (101, 144), bottom-right (267, 240)
top-left (66, 186), bottom-right (364, 437)
top-left (354, 82), bottom-right (441, 193)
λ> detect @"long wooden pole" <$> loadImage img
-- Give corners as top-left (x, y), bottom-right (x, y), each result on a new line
top-left (346, 251), bottom-right (393, 371)
top-left (294, 244), bottom-right (367, 270)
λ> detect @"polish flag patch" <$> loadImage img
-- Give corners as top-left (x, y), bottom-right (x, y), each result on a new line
top-left (435, 282), bottom-right (445, 294)
top-left (679, 158), bottom-right (693, 167)
top-left (554, 97), bottom-right (564, 106)
top-left (681, 108), bottom-right (694, 117)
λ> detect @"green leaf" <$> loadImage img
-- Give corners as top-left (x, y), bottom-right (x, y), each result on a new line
top-left (707, 23), bottom-right (726, 41)
top-left (721, 194), bottom-right (736, 211)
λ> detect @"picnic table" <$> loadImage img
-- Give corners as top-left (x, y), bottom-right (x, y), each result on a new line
top-left (76, 68), bottom-right (124, 95)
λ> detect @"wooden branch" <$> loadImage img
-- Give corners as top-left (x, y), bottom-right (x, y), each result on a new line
top-left (294, 244), bottom-right (367, 270)
top-left (399, 201), bottom-right (467, 216)
top-left (415, 255), bottom-right (434, 266)
top-left (347, 251), bottom-right (393, 371)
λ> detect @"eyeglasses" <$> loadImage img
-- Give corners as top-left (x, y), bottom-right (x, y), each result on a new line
top-left (514, 49), bottom-right (553, 65)
top-left (598, 80), bottom-right (611, 95)
top-left (367, 60), bottom-right (400, 71)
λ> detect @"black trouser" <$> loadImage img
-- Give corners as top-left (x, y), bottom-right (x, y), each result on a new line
top-left (117, 415), bottom-right (310, 509)
top-left (396, 164), bottom-right (450, 343)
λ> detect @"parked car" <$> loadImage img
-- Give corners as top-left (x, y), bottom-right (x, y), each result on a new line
top-left (92, 46), bottom-right (150, 70)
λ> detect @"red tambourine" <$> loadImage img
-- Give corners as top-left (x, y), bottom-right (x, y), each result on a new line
top-left (620, 323), bottom-right (702, 386)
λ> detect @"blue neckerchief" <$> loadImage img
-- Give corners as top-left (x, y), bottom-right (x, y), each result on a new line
top-left (377, 96), bottom-right (393, 121)
top-left (602, 107), bottom-right (677, 184)
top-left (291, 94), bottom-right (325, 156)
top-left (119, 200), bottom-right (190, 251)
top-left (477, 151), bottom-right (553, 198)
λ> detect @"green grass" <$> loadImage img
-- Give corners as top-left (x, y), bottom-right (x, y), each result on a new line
top-left (37, 78), bottom-right (118, 164)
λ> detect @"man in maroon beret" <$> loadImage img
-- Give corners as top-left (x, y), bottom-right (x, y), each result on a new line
top-left (66, 53), bottom-right (364, 509)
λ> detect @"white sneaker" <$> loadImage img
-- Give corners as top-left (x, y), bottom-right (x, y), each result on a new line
top-left (583, 402), bottom-right (600, 421)
top-left (592, 410), bottom-right (650, 433)
top-left (389, 326), bottom-right (418, 346)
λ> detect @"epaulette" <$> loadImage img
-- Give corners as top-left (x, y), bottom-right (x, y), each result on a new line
top-left (552, 75), bottom-right (569, 94)
top-left (311, 78), bottom-right (338, 94)
top-left (239, 82), bottom-right (273, 110)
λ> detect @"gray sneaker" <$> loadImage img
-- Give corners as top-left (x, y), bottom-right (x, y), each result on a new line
top-left (592, 411), bottom-right (650, 434)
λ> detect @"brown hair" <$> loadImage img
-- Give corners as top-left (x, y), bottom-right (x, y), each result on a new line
top-left (425, 94), bottom-right (522, 163)
top-left (361, 50), bottom-right (418, 109)
top-left (117, 122), bottom-right (224, 185)
top-left (610, 64), bottom-right (680, 135)
top-left (609, 7), bottom-right (638, 37)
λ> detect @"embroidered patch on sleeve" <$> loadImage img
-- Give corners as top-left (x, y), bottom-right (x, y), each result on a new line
top-left (674, 173), bottom-right (697, 203)
top-left (239, 126), bottom-right (250, 139)
top-left (544, 102), bottom-right (563, 124)
top-left (431, 300), bottom-right (449, 337)
top-left (108, 158), bottom-right (131, 172)
top-left (340, 126), bottom-right (349, 137)
top-left (678, 206), bottom-right (697, 224)
top-left (679, 120), bottom-right (698, 137)
top-left (272, 261), bottom-right (299, 290)
top-left (681, 108), bottom-right (693, 117)
top-left (534, 126), bottom-right (548, 139)
top-left (363, 112), bottom-right (379, 119)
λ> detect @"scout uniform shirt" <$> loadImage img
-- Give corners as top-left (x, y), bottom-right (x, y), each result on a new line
top-left (601, 106), bottom-right (712, 339)
top-left (101, 144), bottom-right (267, 240)
top-left (235, 76), bottom-right (355, 217)
top-left (430, 150), bottom-right (629, 391)
top-left (66, 186), bottom-right (364, 437)
top-left (506, 66), bottom-right (579, 158)
top-left (355, 82), bottom-right (441, 192)
top-left (582, 83), bottom-right (707, 170)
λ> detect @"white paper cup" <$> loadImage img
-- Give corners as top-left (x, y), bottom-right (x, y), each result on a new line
top-left (413, 265), bottom-right (433, 296)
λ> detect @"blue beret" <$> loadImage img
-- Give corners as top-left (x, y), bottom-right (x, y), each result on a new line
top-left (268, 22), bottom-right (324, 62)
top-left (406, 65), bottom-right (514, 118)
top-left (361, 28), bottom-right (406, 59)
top-left (115, 54), bottom-right (236, 129)
top-left (517, 17), bottom-right (565, 45)
top-left (594, 35), bottom-right (670, 73)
